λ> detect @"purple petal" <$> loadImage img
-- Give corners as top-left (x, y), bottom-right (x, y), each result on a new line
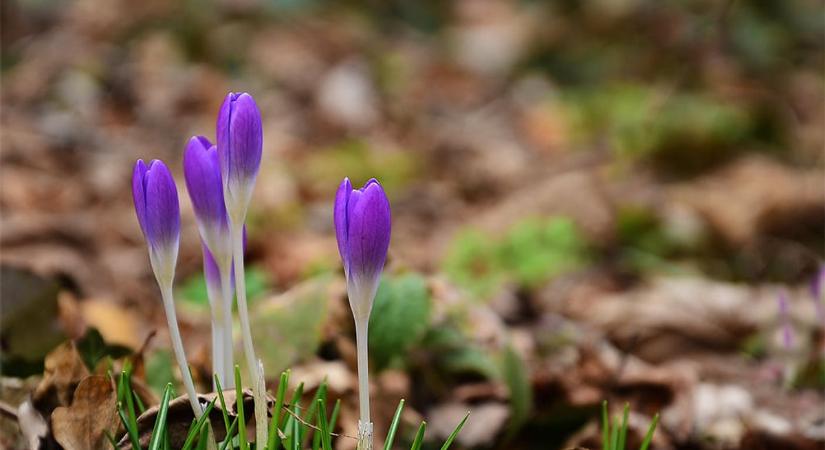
top-left (345, 180), bottom-right (391, 281)
top-left (217, 92), bottom-right (262, 194)
top-left (202, 241), bottom-right (221, 291)
top-left (334, 178), bottom-right (353, 270)
top-left (144, 160), bottom-right (181, 249)
top-left (778, 291), bottom-right (794, 350)
top-left (183, 136), bottom-right (228, 233)
top-left (132, 159), bottom-right (149, 236)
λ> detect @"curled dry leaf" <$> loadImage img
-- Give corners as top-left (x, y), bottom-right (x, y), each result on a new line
top-left (33, 341), bottom-right (90, 414)
top-left (52, 375), bottom-right (119, 450)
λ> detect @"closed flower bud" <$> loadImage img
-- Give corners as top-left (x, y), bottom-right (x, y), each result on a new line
top-left (334, 177), bottom-right (391, 320)
top-left (216, 92), bottom-right (262, 222)
top-left (184, 136), bottom-right (231, 265)
top-left (132, 159), bottom-right (181, 285)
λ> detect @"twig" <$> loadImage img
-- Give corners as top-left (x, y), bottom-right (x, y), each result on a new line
top-left (281, 406), bottom-right (358, 440)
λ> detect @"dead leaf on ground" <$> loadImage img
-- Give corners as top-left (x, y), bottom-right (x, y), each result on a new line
top-left (33, 341), bottom-right (90, 414)
top-left (52, 375), bottom-right (119, 450)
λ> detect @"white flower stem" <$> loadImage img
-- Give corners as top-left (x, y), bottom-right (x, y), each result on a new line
top-left (354, 319), bottom-right (372, 450)
top-left (159, 285), bottom-right (203, 418)
top-left (210, 316), bottom-right (223, 391)
top-left (230, 223), bottom-right (267, 445)
top-left (219, 265), bottom-right (235, 389)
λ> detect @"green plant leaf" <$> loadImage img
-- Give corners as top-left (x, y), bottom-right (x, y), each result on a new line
top-left (410, 422), bottom-right (426, 450)
top-left (250, 277), bottom-right (330, 376)
top-left (383, 399), bottom-right (405, 450)
top-left (440, 412), bottom-right (469, 450)
top-left (369, 274), bottom-right (431, 369)
top-left (500, 346), bottom-right (532, 440)
top-left (148, 383), bottom-right (173, 450)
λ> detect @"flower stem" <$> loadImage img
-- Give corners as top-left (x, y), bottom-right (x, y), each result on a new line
top-left (230, 223), bottom-right (267, 445)
top-left (219, 265), bottom-right (235, 389)
top-left (355, 319), bottom-right (372, 450)
top-left (210, 316), bottom-right (223, 391)
top-left (159, 285), bottom-right (203, 418)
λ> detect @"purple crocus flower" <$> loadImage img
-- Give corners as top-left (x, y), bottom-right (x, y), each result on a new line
top-left (334, 177), bottom-right (391, 320)
top-left (216, 92), bottom-right (262, 222)
top-left (132, 159), bottom-right (181, 283)
top-left (183, 135), bottom-right (231, 264)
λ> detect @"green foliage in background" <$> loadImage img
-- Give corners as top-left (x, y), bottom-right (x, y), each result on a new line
top-left (563, 84), bottom-right (753, 174)
top-left (369, 273), bottom-right (432, 370)
top-left (178, 265), bottom-right (272, 308)
top-left (444, 217), bottom-right (589, 299)
top-left (250, 276), bottom-right (331, 377)
top-left (301, 139), bottom-right (418, 197)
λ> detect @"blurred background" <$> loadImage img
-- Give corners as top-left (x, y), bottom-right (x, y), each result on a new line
top-left (1, 0), bottom-right (824, 448)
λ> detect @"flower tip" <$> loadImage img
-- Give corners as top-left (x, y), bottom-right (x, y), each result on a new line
top-left (187, 135), bottom-right (213, 152)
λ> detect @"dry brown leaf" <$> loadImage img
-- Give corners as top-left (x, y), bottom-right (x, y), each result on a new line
top-left (33, 341), bottom-right (90, 414)
top-left (52, 375), bottom-right (119, 450)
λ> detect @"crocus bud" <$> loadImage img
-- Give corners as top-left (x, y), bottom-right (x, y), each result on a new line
top-left (184, 136), bottom-right (231, 265)
top-left (216, 92), bottom-right (262, 223)
top-left (132, 159), bottom-right (181, 285)
top-left (334, 178), bottom-right (391, 321)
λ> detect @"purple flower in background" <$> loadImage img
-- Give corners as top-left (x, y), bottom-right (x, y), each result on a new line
top-left (132, 159), bottom-right (181, 282)
top-left (334, 177), bottom-right (391, 319)
top-left (184, 135), bottom-right (230, 263)
top-left (777, 290), bottom-right (794, 350)
top-left (217, 92), bottom-right (262, 221)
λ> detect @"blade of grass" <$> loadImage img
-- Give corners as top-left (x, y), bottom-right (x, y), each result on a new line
top-left (182, 399), bottom-right (217, 450)
top-left (214, 374), bottom-right (231, 434)
top-left (638, 413), bottom-right (659, 450)
top-left (196, 425), bottom-right (210, 450)
top-left (410, 422), bottom-right (426, 450)
top-left (219, 418), bottom-right (239, 450)
top-left (117, 403), bottom-right (141, 450)
top-left (317, 399), bottom-right (332, 450)
top-left (133, 390), bottom-right (146, 414)
top-left (148, 383), bottom-right (173, 450)
top-left (291, 405), bottom-right (300, 450)
top-left (104, 430), bottom-right (118, 449)
top-left (617, 403), bottom-right (630, 450)
top-left (123, 372), bottom-right (138, 426)
top-left (383, 399), bottom-right (405, 450)
top-left (439, 412), bottom-right (469, 450)
top-left (280, 382), bottom-right (304, 449)
top-left (268, 371), bottom-right (290, 450)
top-left (235, 365), bottom-right (249, 450)
top-left (328, 399), bottom-right (341, 433)
top-left (609, 416), bottom-right (619, 450)
top-left (302, 380), bottom-right (328, 446)
top-left (602, 400), bottom-right (610, 450)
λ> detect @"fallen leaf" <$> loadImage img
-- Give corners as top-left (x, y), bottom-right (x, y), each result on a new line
top-left (52, 375), bottom-right (119, 450)
top-left (33, 341), bottom-right (90, 414)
